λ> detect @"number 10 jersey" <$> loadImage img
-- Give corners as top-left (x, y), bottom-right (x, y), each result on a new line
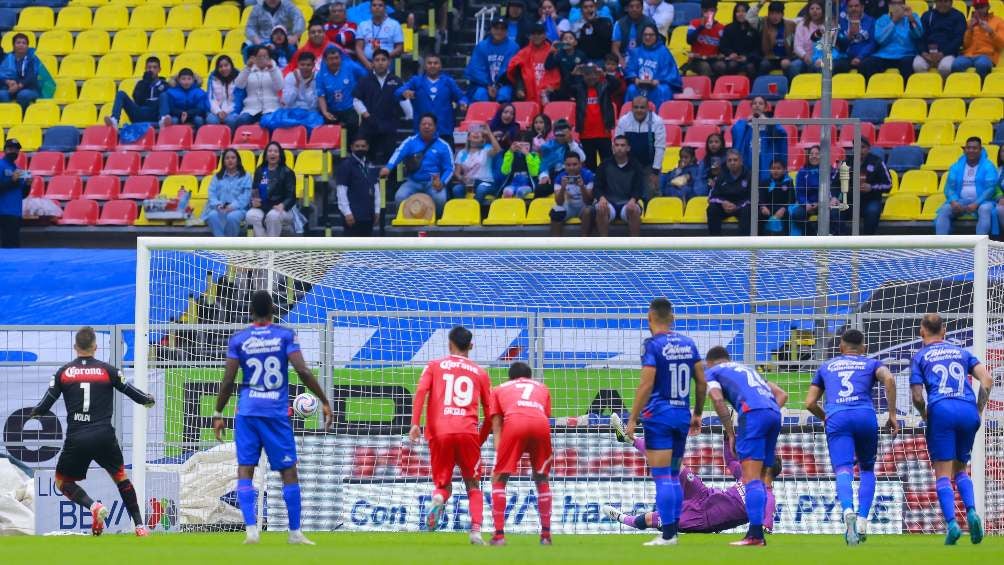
top-left (227, 323), bottom-right (300, 419)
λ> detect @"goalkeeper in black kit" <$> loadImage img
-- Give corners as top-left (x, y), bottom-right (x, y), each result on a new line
top-left (28, 327), bottom-right (156, 536)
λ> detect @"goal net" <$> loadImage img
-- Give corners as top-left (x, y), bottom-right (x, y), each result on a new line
top-left (133, 236), bottom-right (1004, 536)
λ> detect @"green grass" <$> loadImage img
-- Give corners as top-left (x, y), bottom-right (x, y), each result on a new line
top-left (2, 532), bottom-right (998, 564)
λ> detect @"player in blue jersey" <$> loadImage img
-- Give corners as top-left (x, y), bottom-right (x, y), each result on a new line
top-left (624, 297), bottom-right (707, 546)
top-left (909, 314), bottom-right (993, 546)
top-left (805, 329), bottom-right (898, 546)
top-left (212, 290), bottom-right (333, 545)
top-left (704, 345), bottom-right (787, 547)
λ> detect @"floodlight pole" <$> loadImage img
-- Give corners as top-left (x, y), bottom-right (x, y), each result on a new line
top-left (819, 0), bottom-right (834, 236)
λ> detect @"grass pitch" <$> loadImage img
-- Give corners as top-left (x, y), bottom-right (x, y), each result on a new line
top-left (4, 532), bottom-right (998, 565)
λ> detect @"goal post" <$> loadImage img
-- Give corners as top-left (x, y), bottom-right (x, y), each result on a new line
top-left (133, 235), bottom-right (1003, 534)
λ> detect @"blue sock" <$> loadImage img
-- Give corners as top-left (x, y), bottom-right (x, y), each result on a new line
top-left (670, 463), bottom-right (683, 530)
top-left (835, 468), bottom-right (854, 512)
top-left (858, 470), bottom-right (876, 519)
top-left (746, 480), bottom-right (765, 539)
top-left (954, 472), bottom-right (975, 511)
top-left (936, 476), bottom-right (957, 524)
top-left (282, 483), bottom-right (302, 531)
top-left (236, 478), bottom-right (257, 527)
top-left (652, 466), bottom-right (677, 539)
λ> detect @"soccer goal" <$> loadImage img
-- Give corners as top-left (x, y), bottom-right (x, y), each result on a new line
top-left (132, 236), bottom-right (1004, 535)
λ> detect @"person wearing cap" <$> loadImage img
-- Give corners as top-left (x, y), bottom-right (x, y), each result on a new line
top-left (0, 139), bottom-right (27, 248)
top-left (952, 0), bottom-right (1004, 77)
top-left (573, 0), bottom-right (614, 62)
top-left (612, 0), bottom-right (657, 66)
top-left (465, 17), bottom-right (520, 103)
top-left (283, 20), bottom-right (335, 75)
top-left (397, 53), bottom-right (467, 140)
top-left (838, 0), bottom-right (878, 74)
top-left (757, 2), bottom-right (797, 75)
top-left (504, 0), bottom-right (537, 47)
top-left (246, 0), bottom-right (306, 46)
top-left (911, 0), bottom-right (965, 77)
top-left (160, 68), bottom-right (210, 128)
top-left (507, 23), bottom-right (562, 106)
top-left (860, 0), bottom-right (923, 79)
top-left (356, 0), bottom-right (405, 70)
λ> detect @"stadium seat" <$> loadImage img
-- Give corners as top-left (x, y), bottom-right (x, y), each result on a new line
top-left (888, 169), bottom-right (900, 193)
top-left (980, 72), bottom-right (1004, 97)
top-left (850, 98), bottom-right (890, 124)
top-left (110, 27), bottom-right (148, 54)
top-left (694, 99), bottom-right (732, 125)
top-left (119, 175), bottom-right (158, 199)
top-left (865, 73), bottom-right (904, 98)
top-left (59, 53), bottom-right (96, 80)
top-left (750, 75), bottom-right (788, 100)
top-left (942, 73), bottom-right (981, 98)
top-left (661, 146), bottom-right (681, 171)
top-left (192, 125), bottom-right (231, 150)
top-left (203, 4), bottom-right (241, 29)
top-left (955, 120), bottom-right (993, 144)
top-left (919, 193), bottom-right (946, 220)
top-left (896, 170), bottom-right (939, 195)
top-left (832, 73), bottom-right (866, 99)
top-left (0, 103), bottom-right (21, 127)
top-left (117, 128), bottom-right (155, 151)
top-left (7, 125), bottom-right (41, 151)
top-left (38, 54), bottom-right (58, 76)
top-left (391, 200), bottom-right (435, 226)
top-left (102, 151), bottom-right (141, 175)
top-left (76, 78), bottom-right (115, 105)
top-left (39, 125), bottom-right (80, 152)
top-left (922, 145), bottom-right (962, 171)
top-left (681, 196), bottom-right (708, 223)
top-left (463, 102), bottom-right (499, 125)
top-left (734, 100), bottom-right (752, 122)
top-left (482, 198), bottom-right (526, 225)
top-left (44, 175), bottom-right (83, 201)
top-left (134, 53), bottom-right (171, 78)
top-left (773, 100), bottom-right (810, 120)
top-left (186, 28), bottom-right (223, 54)
top-left (160, 175), bottom-right (199, 198)
top-left (880, 193), bottom-right (921, 221)
top-left (675, 76), bottom-right (712, 101)
top-left (838, 122), bottom-right (876, 148)
top-left (812, 99), bottom-right (849, 119)
top-left (543, 101), bottom-right (576, 128)
top-left (306, 125), bottom-right (342, 151)
top-left (231, 125), bottom-right (268, 150)
top-left (14, 7), bottom-right (54, 32)
top-left (673, 2), bottom-right (701, 26)
top-left (522, 197), bottom-right (555, 225)
top-left (180, 151), bottom-right (217, 175)
top-left (171, 53), bottom-right (209, 78)
top-left (928, 98), bottom-right (966, 123)
top-left (798, 125), bottom-right (839, 149)
top-left (222, 29), bottom-right (247, 54)
top-left (642, 197), bottom-right (683, 224)
top-left (916, 121), bottom-right (955, 147)
top-left (36, 29), bottom-right (73, 55)
top-left (904, 72), bottom-right (943, 99)
top-left (437, 199), bottom-right (481, 226)
top-left (875, 122), bottom-right (916, 148)
top-left (710, 75), bottom-right (749, 100)
top-left (664, 124), bottom-right (683, 147)
top-left (788, 74), bottom-right (822, 99)
top-left (83, 175), bottom-right (121, 200)
top-left (293, 150), bottom-right (332, 176)
top-left (54, 5), bottom-right (92, 30)
top-left (61, 102), bottom-right (98, 128)
top-left (658, 101), bottom-right (694, 126)
top-left (129, 5), bottom-right (167, 30)
top-left (65, 151), bottom-right (103, 176)
top-left (967, 97), bottom-right (1003, 121)
top-left (994, 121), bottom-right (1004, 145)
top-left (29, 151), bottom-right (64, 176)
top-left (77, 125), bottom-right (117, 152)
top-left (682, 124), bottom-right (720, 148)
top-left (0, 30), bottom-right (36, 52)
top-left (140, 152), bottom-right (179, 176)
top-left (149, 28), bottom-right (186, 54)
top-left (788, 151), bottom-right (805, 171)
top-left (271, 126), bottom-right (308, 150)
top-left (154, 125), bottom-right (194, 151)
top-left (888, 98), bottom-right (928, 123)
top-left (167, 4), bottom-right (202, 30)
top-left (886, 145), bottom-right (926, 173)
top-left (295, 175), bottom-right (315, 203)
top-left (59, 199), bottom-right (99, 226)
top-left (97, 199), bottom-right (137, 226)
top-left (511, 101), bottom-right (539, 129)
top-left (27, 176), bottom-right (44, 199)
top-left (74, 29), bottom-right (111, 56)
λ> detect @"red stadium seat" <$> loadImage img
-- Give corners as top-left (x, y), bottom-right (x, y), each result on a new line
top-left (658, 100), bottom-right (693, 126)
top-left (28, 176), bottom-right (44, 198)
top-left (306, 124), bottom-right (342, 150)
top-left (28, 151), bottom-right (65, 176)
top-left (682, 124), bottom-right (720, 148)
top-left (59, 199), bottom-right (99, 225)
top-left (619, 100), bottom-right (655, 117)
top-left (192, 124), bottom-right (231, 150)
top-left (270, 126), bottom-right (307, 150)
top-left (14, 153), bottom-right (27, 170)
top-left (82, 175), bottom-right (121, 200)
top-left (154, 125), bottom-right (194, 151)
top-left (693, 100), bottom-right (732, 125)
top-left (179, 150), bottom-right (217, 175)
top-left (464, 101), bottom-right (499, 124)
top-left (675, 76), bottom-right (712, 100)
top-left (875, 121), bottom-right (915, 148)
top-left (116, 127), bottom-right (155, 151)
top-left (140, 151), bottom-right (179, 176)
top-left (733, 99), bottom-right (752, 121)
top-left (543, 101), bottom-right (576, 128)
top-left (97, 199), bottom-right (137, 226)
top-left (664, 124), bottom-right (682, 146)
top-left (64, 151), bottom-right (103, 176)
top-left (812, 99), bottom-right (849, 119)
top-left (782, 125), bottom-right (799, 149)
top-left (119, 176), bottom-right (159, 199)
top-left (774, 100), bottom-right (810, 120)
top-left (788, 151), bottom-right (805, 171)
top-left (230, 125), bottom-right (268, 150)
top-left (839, 122), bottom-right (877, 148)
top-left (798, 125), bottom-right (839, 149)
top-left (710, 75), bottom-right (749, 100)
top-left (44, 175), bottom-right (83, 200)
top-left (511, 101), bottom-right (540, 129)
top-left (77, 125), bottom-right (117, 151)
top-left (102, 151), bottom-right (141, 175)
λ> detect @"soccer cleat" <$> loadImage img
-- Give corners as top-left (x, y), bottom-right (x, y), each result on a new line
top-left (643, 535), bottom-right (678, 546)
top-left (945, 520), bottom-right (962, 545)
top-left (540, 535), bottom-right (552, 546)
top-left (844, 509), bottom-right (859, 546)
top-left (729, 537), bottom-right (767, 546)
top-left (134, 526), bottom-right (149, 537)
top-left (425, 497), bottom-right (446, 531)
top-left (610, 413), bottom-right (628, 444)
top-left (288, 530), bottom-right (316, 545)
top-left (489, 535), bottom-right (506, 546)
top-left (857, 517), bottom-right (869, 543)
top-left (601, 505), bottom-right (623, 522)
top-left (469, 532), bottom-right (486, 545)
top-left (90, 503), bottom-right (108, 536)
top-left (967, 509), bottom-right (984, 545)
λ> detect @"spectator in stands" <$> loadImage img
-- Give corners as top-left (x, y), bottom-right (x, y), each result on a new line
top-left (466, 17), bottom-right (520, 103)
top-left (686, 0), bottom-right (727, 78)
top-left (538, 0), bottom-right (573, 40)
top-left (572, 62), bottom-right (619, 171)
top-left (551, 151), bottom-right (595, 236)
top-left (612, 0), bottom-right (657, 66)
top-left (707, 149), bottom-right (752, 236)
top-left (281, 52), bottom-right (320, 111)
top-left (935, 137), bottom-right (997, 235)
top-left (508, 24), bottom-right (562, 105)
top-left (381, 114), bottom-right (455, 214)
top-left (0, 139), bottom-right (26, 248)
top-left (235, 46), bottom-right (284, 126)
top-left (247, 141), bottom-right (297, 237)
top-left (838, 0), bottom-right (877, 73)
top-left (789, 0), bottom-right (826, 77)
top-left (545, 31), bottom-right (588, 101)
top-left (593, 136), bottom-right (644, 236)
top-left (575, 0), bottom-right (615, 62)
top-left (398, 53), bottom-right (468, 140)
top-left (571, 0), bottom-right (613, 29)
top-left (105, 57), bottom-right (169, 128)
top-left (324, 1), bottom-right (358, 54)
top-left (625, 24), bottom-right (681, 109)
top-left (615, 95), bottom-right (666, 194)
top-left (758, 158), bottom-right (794, 235)
top-left (913, 0), bottom-right (965, 76)
top-left (531, 113), bottom-right (553, 151)
top-left (699, 132), bottom-right (728, 195)
top-left (719, 2), bottom-right (761, 77)
top-left (454, 124), bottom-right (503, 202)
top-left (203, 148), bottom-right (252, 238)
top-left (758, 1), bottom-right (796, 75)
top-left (813, 28), bottom-right (850, 73)
top-left (353, 49), bottom-right (408, 165)
top-left (489, 103), bottom-right (521, 150)
top-left (644, 0), bottom-right (675, 38)
top-left (860, 0), bottom-right (923, 79)
top-left (863, 0), bottom-right (891, 19)
top-left (731, 95), bottom-right (787, 184)
top-left (0, 34), bottom-right (44, 110)
top-left (847, 138), bottom-right (892, 235)
top-left (539, 119), bottom-right (586, 195)
top-left (356, 0), bottom-right (405, 70)
top-left (952, 0), bottom-right (1004, 78)
top-left (160, 68), bottom-right (210, 128)
top-left (661, 146), bottom-right (702, 200)
top-left (207, 55), bottom-right (242, 129)
top-left (603, 53), bottom-right (627, 108)
top-left (498, 132), bottom-right (541, 199)
top-left (284, 21), bottom-right (334, 75)
top-left (336, 137), bottom-right (381, 236)
top-left (264, 25), bottom-right (297, 69)
top-left (792, 145), bottom-right (840, 236)
top-left (246, 0), bottom-right (306, 46)
top-left (317, 47), bottom-right (367, 143)
top-left (505, 0), bottom-right (537, 47)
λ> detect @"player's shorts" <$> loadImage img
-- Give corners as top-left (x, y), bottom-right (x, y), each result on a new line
top-left (825, 408), bottom-right (879, 471)
top-left (56, 426), bottom-right (124, 481)
top-left (235, 414), bottom-right (297, 470)
top-left (493, 419), bottom-right (553, 476)
top-left (642, 409), bottom-right (690, 454)
top-left (601, 200), bottom-right (642, 222)
top-left (926, 399), bottom-right (981, 463)
top-left (736, 408), bottom-right (781, 467)
top-left (429, 433), bottom-right (482, 488)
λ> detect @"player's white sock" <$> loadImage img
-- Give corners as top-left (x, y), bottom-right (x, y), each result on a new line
top-left (244, 525), bottom-right (260, 545)
top-left (288, 529), bottom-right (316, 545)
top-left (843, 509), bottom-right (859, 546)
top-left (857, 517), bottom-right (869, 539)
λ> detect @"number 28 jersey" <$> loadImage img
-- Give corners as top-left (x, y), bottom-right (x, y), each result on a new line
top-left (910, 340), bottom-right (981, 408)
top-left (227, 323), bottom-right (300, 419)
top-left (413, 354), bottom-right (492, 439)
top-left (641, 331), bottom-right (701, 417)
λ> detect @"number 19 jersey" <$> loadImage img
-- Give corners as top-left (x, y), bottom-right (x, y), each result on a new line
top-left (641, 331), bottom-right (701, 417)
top-left (414, 354), bottom-right (492, 439)
top-left (227, 323), bottom-right (300, 419)
top-left (910, 341), bottom-right (980, 408)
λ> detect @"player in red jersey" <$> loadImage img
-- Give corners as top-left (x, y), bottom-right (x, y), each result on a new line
top-left (487, 361), bottom-right (554, 546)
top-left (409, 326), bottom-right (493, 545)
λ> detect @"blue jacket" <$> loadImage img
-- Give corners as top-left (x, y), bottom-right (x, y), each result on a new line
top-left (0, 158), bottom-right (27, 217)
top-left (919, 7), bottom-right (966, 56)
top-left (795, 164), bottom-right (840, 205)
top-left (731, 119), bottom-right (788, 184)
top-left (944, 149), bottom-right (998, 205)
top-left (386, 134), bottom-right (455, 184)
top-left (873, 13), bottom-right (923, 59)
top-left (625, 43), bottom-right (682, 92)
top-left (202, 171), bottom-right (252, 221)
top-left (164, 84), bottom-right (210, 118)
top-left (316, 58), bottom-right (367, 112)
top-left (0, 48), bottom-right (43, 91)
top-left (838, 15), bottom-right (877, 60)
top-left (465, 37), bottom-right (520, 89)
top-left (396, 74), bottom-right (468, 138)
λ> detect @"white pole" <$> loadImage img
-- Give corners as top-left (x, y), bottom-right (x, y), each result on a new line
top-left (132, 241), bottom-right (152, 517)
top-left (971, 237), bottom-right (989, 517)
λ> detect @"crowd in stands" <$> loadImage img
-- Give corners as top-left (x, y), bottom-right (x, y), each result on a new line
top-left (3, 0), bottom-right (1004, 245)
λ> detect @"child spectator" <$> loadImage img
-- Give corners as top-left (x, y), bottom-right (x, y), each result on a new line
top-left (207, 55), bottom-right (242, 129)
top-left (160, 68), bottom-right (210, 127)
top-left (531, 113), bottom-right (553, 152)
top-left (499, 133), bottom-right (541, 199)
top-left (661, 146), bottom-right (701, 200)
top-left (758, 159), bottom-right (794, 234)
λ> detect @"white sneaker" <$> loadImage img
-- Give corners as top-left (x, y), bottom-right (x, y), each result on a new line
top-left (610, 413), bottom-right (628, 444)
top-left (843, 509), bottom-right (859, 546)
top-left (104, 116), bottom-right (118, 128)
top-left (469, 532), bottom-right (487, 545)
top-left (643, 535), bottom-right (678, 546)
top-left (857, 517), bottom-right (869, 543)
top-left (159, 115), bottom-right (172, 128)
top-left (244, 525), bottom-right (260, 545)
top-left (602, 505), bottom-right (623, 522)
top-left (288, 529), bottom-right (315, 545)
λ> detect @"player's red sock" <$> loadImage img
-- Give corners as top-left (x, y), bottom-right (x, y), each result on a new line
top-left (491, 482), bottom-right (507, 536)
top-left (467, 488), bottom-right (484, 533)
top-left (537, 482), bottom-right (552, 536)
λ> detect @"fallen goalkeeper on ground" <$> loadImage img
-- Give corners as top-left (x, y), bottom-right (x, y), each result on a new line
top-left (602, 413), bottom-right (782, 534)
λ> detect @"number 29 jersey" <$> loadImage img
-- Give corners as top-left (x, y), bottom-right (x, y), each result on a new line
top-left (641, 331), bottom-right (701, 417)
top-left (910, 340), bottom-right (980, 408)
top-left (414, 354), bottom-right (492, 439)
top-left (227, 323), bottom-right (300, 419)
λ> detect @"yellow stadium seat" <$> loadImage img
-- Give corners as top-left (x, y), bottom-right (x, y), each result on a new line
top-left (110, 28), bottom-right (148, 54)
top-left (51, 77), bottom-right (78, 104)
top-left (391, 204), bottom-right (435, 226)
top-left (888, 98), bottom-right (927, 123)
top-left (58, 53), bottom-right (96, 80)
top-left (118, 77), bottom-right (139, 94)
top-left (919, 193), bottom-right (946, 220)
top-left (642, 197), bottom-right (684, 224)
top-left (784, 2), bottom-right (802, 18)
top-left (955, 120), bottom-right (993, 144)
top-left (93, 5), bottom-right (130, 30)
top-left (403, 26), bottom-right (417, 60)
top-left (241, 5), bottom-right (254, 26)
top-left (203, 4), bottom-right (240, 29)
top-left (437, 199), bottom-right (481, 226)
top-left (55, 5), bottom-right (93, 30)
top-left (0, 103), bottom-right (22, 127)
top-left (907, 0), bottom-right (928, 14)
top-left (22, 101), bottom-right (60, 127)
top-left (715, 1), bottom-right (736, 23)
top-left (682, 196), bottom-right (708, 223)
top-left (73, 29), bottom-right (111, 56)
top-left (69, 0), bottom-right (109, 7)
top-left (1, 31), bottom-right (36, 52)
top-left (223, 29), bottom-right (246, 53)
top-left (14, 7), bottom-right (54, 31)
top-left (952, 0), bottom-right (969, 15)
top-left (293, 150), bottom-right (332, 176)
top-left (149, 28), bottom-right (186, 54)
top-left (295, 175), bottom-right (315, 201)
top-left (897, 170), bottom-right (938, 196)
top-left (7, 125), bottom-right (42, 151)
top-left (927, 98), bottom-right (966, 122)
top-left (135, 53), bottom-right (172, 77)
top-left (160, 175), bottom-right (199, 198)
top-left (172, 53), bottom-right (209, 78)
top-left (922, 145), bottom-right (962, 171)
top-left (97, 102), bottom-right (126, 125)
top-left (865, 73), bottom-right (903, 98)
top-left (166, 5), bottom-right (202, 29)
top-left (669, 26), bottom-right (689, 55)
top-left (916, 121), bottom-right (955, 147)
top-left (525, 197), bottom-right (555, 225)
top-left (197, 175), bottom-right (213, 199)
top-left (787, 74), bottom-right (822, 100)
top-left (482, 198), bottom-right (527, 225)
top-left (210, 52), bottom-right (244, 72)
top-left (186, 28), bottom-right (223, 54)
top-left (889, 169), bottom-right (900, 193)
top-left (942, 73), bottom-right (981, 98)
top-left (37, 54), bottom-right (58, 76)
top-left (235, 150), bottom-right (256, 174)
top-left (254, 149), bottom-right (295, 167)
top-left (130, 5), bottom-right (167, 30)
top-left (61, 102), bottom-right (98, 127)
top-left (904, 72), bottom-right (943, 98)
top-left (979, 72), bottom-right (1004, 97)
top-left (880, 193), bottom-right (922, 221)
top-left (96, 52), bottom-right (135, 80)
top-left (661, 146), bottom-right (681, 173)
top-left (78, 78), bottom-right (117, 104)
top-left (36, 30), bottom-right (73, 55)
top-left (832, 73), bottom-right (865, 99)
top-left (967, 97), bottom-right (1004, 121)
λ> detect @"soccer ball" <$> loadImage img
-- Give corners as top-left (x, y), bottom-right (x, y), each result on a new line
top-left (293, 393), bottom-right (319, 418)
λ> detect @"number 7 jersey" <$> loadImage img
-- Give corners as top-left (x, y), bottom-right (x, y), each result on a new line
top-left (414, 354), bottom-right (492, 438)
top-left (227, 323), bottom-right (301, 419)
top-left (910, 340), bottom-right (981, 407)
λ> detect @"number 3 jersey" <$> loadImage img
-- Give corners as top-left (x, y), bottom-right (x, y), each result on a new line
top-left (227, 323), bottom-right (300, 419)
top-left (640, 331), bottom-right (701, 418)
top-left (412, 354), bottom-right (492, 439)
top-left (910, 340), bottom-right (981, 407)
top-left (811, 355), bottom-right (884, 415)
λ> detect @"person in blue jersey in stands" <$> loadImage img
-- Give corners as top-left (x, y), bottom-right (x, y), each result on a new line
top-left (397, 53), bottom-right (468, 141)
